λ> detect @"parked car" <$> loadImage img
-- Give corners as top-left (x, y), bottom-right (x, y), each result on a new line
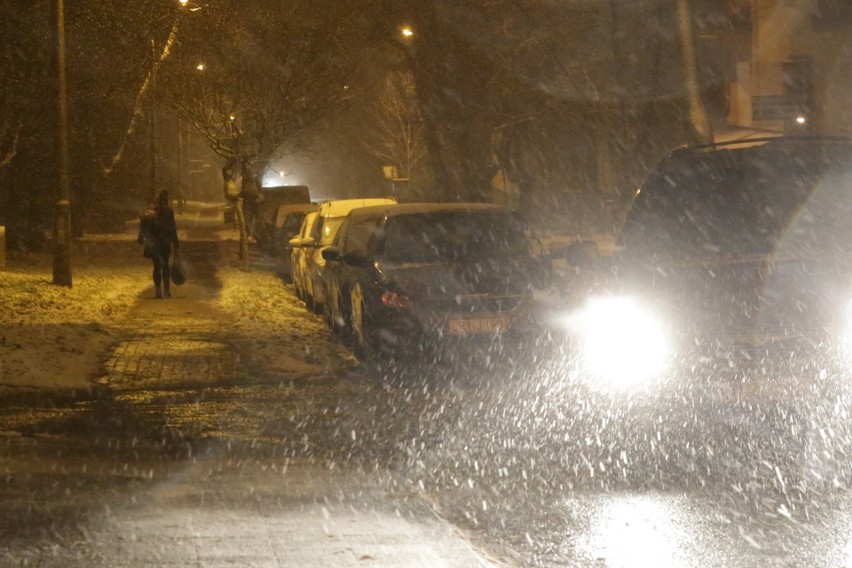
top-left (321, 202), bottom-right (551, 359)
top-left (246, 185), bottom-right (311, 249)
top-left (294, 197), bottom-right (397, 313)
top-left (270, 203), bottom-right (318, 264)
top-left (289, 210), bottom-right (319, 301)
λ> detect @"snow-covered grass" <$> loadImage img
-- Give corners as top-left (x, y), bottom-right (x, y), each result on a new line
top-left (0, 232), bottom-right (150, 391)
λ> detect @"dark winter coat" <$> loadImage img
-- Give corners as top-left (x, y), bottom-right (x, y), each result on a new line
top-left (138, 204), bottom-right (179, 258)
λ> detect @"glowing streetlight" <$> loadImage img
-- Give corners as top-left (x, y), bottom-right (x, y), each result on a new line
top-left (179, 0), bottom-right (188, 5)
top-left (796, 115), bottom-right (807, 125)
top-left (196, 63), bottom-right (205, 71)
top-left (401, 26), bottom-right (414, 39)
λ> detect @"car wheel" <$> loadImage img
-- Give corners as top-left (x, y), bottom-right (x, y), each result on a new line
top-left (351, 298), bottom-right (376, 362)
top-left (304, 282), bottom-right (315, 312)
top-left (322, 297), bottom-right (333, 326)
top-left (332, 290), bottom-right (350, 336)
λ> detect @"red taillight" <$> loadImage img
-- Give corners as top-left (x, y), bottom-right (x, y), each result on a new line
top-left (381, 290), bottom-right (412, 308)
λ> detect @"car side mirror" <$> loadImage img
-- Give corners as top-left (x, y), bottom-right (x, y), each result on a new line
top-left (564, 240), bottom-right (599, 269)
top-left (322, 247), bottom-right (341, 262)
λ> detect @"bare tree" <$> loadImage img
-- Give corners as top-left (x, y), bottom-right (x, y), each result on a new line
top-left (0, 120), bottom-right (20, 171)
top-left (157, 0), bottom-right (368, 260)
top-left (362, 72), bottom-right (429, 188)
top-left (0, 0), bottom-right (24, 172)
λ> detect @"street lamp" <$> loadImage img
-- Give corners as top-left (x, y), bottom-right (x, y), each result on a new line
top-left (401, 26), bottom-right (414, 39)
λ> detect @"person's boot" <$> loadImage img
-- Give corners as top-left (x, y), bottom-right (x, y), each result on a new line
top-left (155, 285), bottom-right (163, 299)
top-left (164, 284), bottom-right (171, 298)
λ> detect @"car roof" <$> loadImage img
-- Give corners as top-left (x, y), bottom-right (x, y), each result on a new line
top-left (317, 198), bottom-right (397, 217)
top-left (666, 134), bottom-right (852, 161)
top-left (346, 202), bottom-right (512, 221)
top-left (275, 204), bottom-right (317, 227)
top-left (276, 203), bottom-right (318, 215)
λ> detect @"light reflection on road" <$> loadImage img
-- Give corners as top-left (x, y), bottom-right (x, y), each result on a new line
top-left (580, 493), bottom-right (692, 568)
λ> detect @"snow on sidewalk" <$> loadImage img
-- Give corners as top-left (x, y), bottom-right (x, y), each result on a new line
top-left (0, 214), bottom-right (353, 392)
top-left (0, 232), bottom-right (150, 391)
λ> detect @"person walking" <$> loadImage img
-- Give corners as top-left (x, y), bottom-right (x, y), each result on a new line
top-left (138, 190), bottom-right (180, 298)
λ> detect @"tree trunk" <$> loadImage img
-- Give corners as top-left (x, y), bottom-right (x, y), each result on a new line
top-left (221, 157), bottom-right (249, 261)
top-left (676, 0), bottom-right (713, 146)
top-left (234, 197), bottom-right (249, 262)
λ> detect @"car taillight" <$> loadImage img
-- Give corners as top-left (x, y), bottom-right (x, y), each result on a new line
top-left (381, 290), bottom-right (411, 308)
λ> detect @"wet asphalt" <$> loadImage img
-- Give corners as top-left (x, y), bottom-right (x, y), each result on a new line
top-left (3, 226), bottom-right (852, 566)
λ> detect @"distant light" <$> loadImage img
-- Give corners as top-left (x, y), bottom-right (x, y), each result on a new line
top-left (279, 171), bottom-right (285, 177)
top-left (196, 63), bottom-right (205, 71)
top-left (796, 116), bottom-right (807, 125)
top-left (401, 26), bottom-right (414, 38)
top-left (229, 114), bottom-right (236, 121)
top-left (178, 0), bottom-right (188, 5)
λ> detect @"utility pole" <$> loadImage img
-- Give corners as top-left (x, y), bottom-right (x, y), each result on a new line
top-left (149, 38), bottom-right (158, 201)
top-left (52, 0), bottom-right (72, 287)
top-left (177, 118), bottom-right (183, 200)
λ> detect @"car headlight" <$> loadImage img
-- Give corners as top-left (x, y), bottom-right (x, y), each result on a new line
top-left (841, 301), bottom-right (852, 357)
top-left (562, 296), bottom-right (670, 389)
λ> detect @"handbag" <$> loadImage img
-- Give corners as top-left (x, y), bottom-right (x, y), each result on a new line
top-left (171, 249), bottom-right (186, 285)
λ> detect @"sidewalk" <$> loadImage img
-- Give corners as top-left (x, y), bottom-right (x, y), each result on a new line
top-left (5, 219), bottom-right (498, 568)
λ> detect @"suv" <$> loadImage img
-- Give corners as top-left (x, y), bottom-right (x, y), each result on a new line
top-left (322, 203), bottom-right (550, 359)
top-left (291, 198), bottom-right (397, 313)
top-left (558, 136), bottom-right (852, 483)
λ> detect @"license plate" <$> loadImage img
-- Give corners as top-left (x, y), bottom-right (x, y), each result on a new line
top-left (448, 318), bottom-right (505, 335)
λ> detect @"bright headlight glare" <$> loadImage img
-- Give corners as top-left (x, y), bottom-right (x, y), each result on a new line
top-left (565, 296), bottom-right (669, 388)
top-left (842, 301), bottom-right (852, 355)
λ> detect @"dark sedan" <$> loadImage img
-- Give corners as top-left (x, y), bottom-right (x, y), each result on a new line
top-left (321, 203), bottom-right (551, 360)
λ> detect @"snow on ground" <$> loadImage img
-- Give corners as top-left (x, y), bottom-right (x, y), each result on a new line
top-left (213, 228), bottom-right (356, 376)
top-left (0, 216), bottom-right (353, 392)
top-left (0, 231), bottom-right (150, 391)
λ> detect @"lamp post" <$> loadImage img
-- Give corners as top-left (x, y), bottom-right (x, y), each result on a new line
top-left (52, 0), bottom-right (72, 287)
top-left (149, 38), bottom-right (159, 201)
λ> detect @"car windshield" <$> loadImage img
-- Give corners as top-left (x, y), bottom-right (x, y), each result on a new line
top-left (319, 217), bottom-right (345, 246)
top-left (379, 211), bottom-right (531, 263)
top-left (620, 142), bottom-right (852, 262)
top-left (280, 213), bottom-right (305, 237)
